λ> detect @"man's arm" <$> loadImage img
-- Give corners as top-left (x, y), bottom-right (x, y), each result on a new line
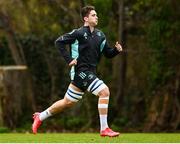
top-left (102, 40), bottom-right (123, 58)
top-left (55, 30), bottom-right (77, 65)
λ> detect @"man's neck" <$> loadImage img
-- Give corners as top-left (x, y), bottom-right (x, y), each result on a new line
top-left (84, 23), bottom-right (94, 33)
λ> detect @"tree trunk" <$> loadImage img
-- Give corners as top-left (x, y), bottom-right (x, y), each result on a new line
top-left (144, 73), bottom-right (180, 132)
top-left (143, 93), bottom-right (160, 132)
top-left (79, 0), bottom-right (86, 8)
top-left (0, 11), bottom-right (26, 65)
top-left (0, 71), bottom-right (4, 126)
top-left (112, 0), bottom-right (127, 115)
top-left (170, 74), bottom-right (180, 129)
top-left (157, 93), bottom-right (172, 129)
top-left (0, 66), bottom-right (35, 128)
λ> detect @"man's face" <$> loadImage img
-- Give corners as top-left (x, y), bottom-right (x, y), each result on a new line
top-left (84, 10), bottom-right (98, 27)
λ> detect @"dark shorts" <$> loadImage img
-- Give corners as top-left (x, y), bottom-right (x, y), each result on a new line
top-left (71, 71), bottom-right (97, 91)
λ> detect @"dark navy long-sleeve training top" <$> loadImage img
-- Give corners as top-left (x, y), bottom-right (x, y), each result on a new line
top-left (55, 26), bottom-right (119, 79)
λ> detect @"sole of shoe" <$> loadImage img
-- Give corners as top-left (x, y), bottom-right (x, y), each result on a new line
top-left (100, 134), bottom-right (120, 137)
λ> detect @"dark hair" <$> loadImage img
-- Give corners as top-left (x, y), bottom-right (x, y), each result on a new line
top-left (81, 5), bottom-right (95, 21)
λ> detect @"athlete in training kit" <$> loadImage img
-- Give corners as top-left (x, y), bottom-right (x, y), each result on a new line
top-left (32, 5), bottom-right (123, 137)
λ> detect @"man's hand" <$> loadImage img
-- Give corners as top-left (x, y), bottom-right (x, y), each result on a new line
top-left (115, 41), bottom-right (123, 52)
top-left (69, 59), bottom-right (77, 67)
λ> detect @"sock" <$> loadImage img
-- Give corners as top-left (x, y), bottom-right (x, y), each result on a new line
top-left (98, 96), bottom-right (109, 131)
top-left (100, 115), bottom-right (108, 131)
top-left (39, 109), bottom-right (52, 121)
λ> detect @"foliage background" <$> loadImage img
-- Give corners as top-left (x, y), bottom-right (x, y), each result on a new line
top-left (0, 0), bottom-right (179, 132)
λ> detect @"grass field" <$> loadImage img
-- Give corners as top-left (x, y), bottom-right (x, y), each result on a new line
top-left (0, 133), bottom-right (180, 143)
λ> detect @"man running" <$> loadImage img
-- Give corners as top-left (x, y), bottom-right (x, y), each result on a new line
top-left (32, 5), bottom-right (123, 137)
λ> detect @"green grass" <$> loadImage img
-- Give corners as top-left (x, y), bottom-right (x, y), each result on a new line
top-left (0, 133), bottom-right (180, 143)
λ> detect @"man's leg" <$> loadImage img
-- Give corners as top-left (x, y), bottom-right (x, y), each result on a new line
top-left (98, 87), bottom-right (120, 137)
top-left (87, 78), bottom-right (120, 137)
top-left (32, 83), bottom-right (84, 134)
top-left (98, 87), bottom-right (109, 131)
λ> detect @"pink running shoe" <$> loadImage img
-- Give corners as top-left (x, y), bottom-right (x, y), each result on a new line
top-left (100, 128), bottom-right (120, 137)
top-left (32, 112), bottom-right (42, 134)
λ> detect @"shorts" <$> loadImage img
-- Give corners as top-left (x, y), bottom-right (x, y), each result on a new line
top-left (71, 71), bottom-right (97, 91)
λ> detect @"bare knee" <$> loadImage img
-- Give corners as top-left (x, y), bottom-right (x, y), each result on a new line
top-left (98, 87), bottom-right (110, 97)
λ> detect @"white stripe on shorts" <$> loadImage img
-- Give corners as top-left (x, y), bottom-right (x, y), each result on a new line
top-left (87, 78), bottom-right (99, 92)
top-left (65, 93), bottom-right (79, 102)
top-left (65, 86), bottom-right (84, 102)
top-left (92, 83), bottom-right (107, 95)
top-left (68, 87), bottom-right (84, 95)
top-left (67, 90), bottom-right (82, 100)
top-left (87, 78), bottom-right (107, 96)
